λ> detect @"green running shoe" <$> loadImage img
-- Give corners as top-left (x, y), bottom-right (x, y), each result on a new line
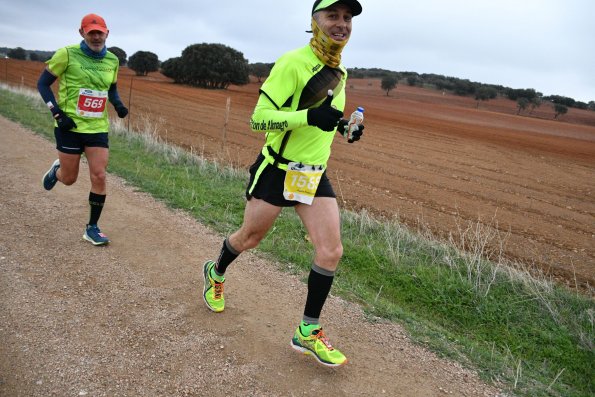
top-left (290, 325), bottom-right (347, 367)
top-left (203, 260), bottom-right (225, 312)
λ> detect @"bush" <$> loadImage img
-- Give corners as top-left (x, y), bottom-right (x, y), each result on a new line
top-left (108, 46), bottom-right (127, 66)
top-left (128, 51), bottom-right (159, 76)
top-left (7, 47), bottom-right (26, 60)
top-left (162, 43), bottom-right (249, 89)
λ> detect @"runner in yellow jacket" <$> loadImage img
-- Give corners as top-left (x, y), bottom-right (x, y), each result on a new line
top-left (203, 0), bottom-right (365, 367)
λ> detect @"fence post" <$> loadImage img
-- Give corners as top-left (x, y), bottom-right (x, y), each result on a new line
top-left (127, 76), bottom-right (134, 132)
top-left (220, 96), bottom-right (231, 151)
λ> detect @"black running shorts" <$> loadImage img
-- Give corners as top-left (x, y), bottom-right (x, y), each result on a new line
top-left (246, 153), bottom-right (336, 207)
top-left (54, 127), bottom-right (109, 155)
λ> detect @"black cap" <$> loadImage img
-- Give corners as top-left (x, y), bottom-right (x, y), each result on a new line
top-left (312, 0), bottom-right (362, 16)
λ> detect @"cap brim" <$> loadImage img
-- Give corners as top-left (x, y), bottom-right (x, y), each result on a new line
top-left (341, 0), bottom-right (362, 16)
top-left (83, 25), bottom-right (108, 33)
top-left (313, 0), bottom-right (362, 16)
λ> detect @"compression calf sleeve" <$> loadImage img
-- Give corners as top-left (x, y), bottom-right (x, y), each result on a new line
top-left (215, 238), bottom-right (240, 275)
top-left (88, 192), bottom-right (106, 226)
top-left (303, 264), bottom-right (335, 323)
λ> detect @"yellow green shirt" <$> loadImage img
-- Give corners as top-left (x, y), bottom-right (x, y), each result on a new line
top-left (250, 45), bottom-right (347, 169)
top-left (46, 44), bottom-right (119, 133)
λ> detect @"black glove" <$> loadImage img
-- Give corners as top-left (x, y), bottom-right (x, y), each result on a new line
top-left (337, 119), bottom-right (364, 143)
top-left (115, 104), bottom-right (128, 118)
top-left (307, 91), bottom-right (343, 131)
top-left (53, 111), bottom-right (77, 132)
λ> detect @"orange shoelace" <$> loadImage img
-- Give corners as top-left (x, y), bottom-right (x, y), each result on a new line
top-left (213, 282), bottom-right (224, 300)
top-left (313, 329), bottom-right (334, 350)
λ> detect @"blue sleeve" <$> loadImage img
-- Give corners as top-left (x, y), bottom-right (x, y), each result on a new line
top-left (37, 69), bottom-right (60, 115)
top-left (108, 83), bottom-right (125, 108)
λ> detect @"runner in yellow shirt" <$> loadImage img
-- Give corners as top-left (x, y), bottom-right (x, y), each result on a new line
top-left (38, 13), bottom-right (128, 245)
top-left (202, 0), bottom-right (365, 367)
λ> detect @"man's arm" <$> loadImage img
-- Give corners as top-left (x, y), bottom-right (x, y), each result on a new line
top-left (108, 83), bottom-right (128, 118)
top-left (37, 69), bottom-right (60, 116)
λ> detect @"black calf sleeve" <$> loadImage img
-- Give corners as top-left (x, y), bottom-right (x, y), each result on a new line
top-left (215, 238), bottom-right (240, 275)
top-left (88, 192), bottom-right (106, 226)
top-left (303, 264), bottom-right (335, 321)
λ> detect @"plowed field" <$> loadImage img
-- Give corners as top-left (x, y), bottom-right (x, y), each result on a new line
top-left (3, 58), bottom-right (594, 290)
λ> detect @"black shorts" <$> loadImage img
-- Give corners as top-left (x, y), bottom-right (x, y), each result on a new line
top-left (54, 127), bottom-right (109, 155)
top-left (246, 153), bottom-right (336, 207)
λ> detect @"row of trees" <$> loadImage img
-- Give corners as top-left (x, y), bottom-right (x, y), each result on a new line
top-left (3, 47), bottom-right (52, 62)
top-left (5, 42), bottom-right (267, 90)
top-left (378, 69), bottom-right (595, 118)
top-left (3, 45), bottom-right (133, 70)
top-left (378, 72), bottom-right (577, 119)
top-left (4, 44), bottom-right (593, 114)
top-left (355, 68), bottom-right (594, 112)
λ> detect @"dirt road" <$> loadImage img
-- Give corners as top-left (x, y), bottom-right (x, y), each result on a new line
top-left (0, 117), bottom-right (504, 396)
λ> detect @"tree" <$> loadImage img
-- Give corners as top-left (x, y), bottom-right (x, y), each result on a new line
top-left (249, 62), bottom-right (272, 83)
top-left (406, 76), bottom-right (419, 86)
top-left (588, 101), bottom-right (595, 111)
top-left (553, 103), bottom-right (568, 119)
top-left (170, 43), bottom-right (249, 89)
top-left (7, 47), bottom-right (26, 60)
top-left (381, 74), bottom-right (397, 96)
top-left (529, 97), bottom-right (542, 114)
top-left (474, 86), bottom-right (497, 108)
top-left (506, 88), bottom-right (537, 101)
top-left (453, 79), bottom-right (474, 96)
top-left (29, 52), bottom-right (39, 61)
top-left (108, 46), bottom-right (127, 66)
top-left (128, 51), bottom-right (159, 76)
top-left (545, 95), bottom-right (575, 107)
top-left (160, 57), bottom-right (184, 81)
top-left (516, 98), bottom-right (529, 114)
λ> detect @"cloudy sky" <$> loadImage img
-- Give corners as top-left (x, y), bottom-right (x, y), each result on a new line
top-left (1, 0), bottom-right (593, 102)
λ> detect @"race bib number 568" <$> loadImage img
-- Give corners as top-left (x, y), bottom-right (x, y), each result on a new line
top-left (77, 88), bottom-right (108, 118)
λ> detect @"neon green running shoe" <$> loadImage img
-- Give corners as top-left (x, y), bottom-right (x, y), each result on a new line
top-left (202, 260), bottom-right (225, 313)
top-left (290, 325), bottom-right (347, 367)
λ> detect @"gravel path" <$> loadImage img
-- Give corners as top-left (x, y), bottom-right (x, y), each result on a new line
top-left (0, 116), bottom-right (503, 396)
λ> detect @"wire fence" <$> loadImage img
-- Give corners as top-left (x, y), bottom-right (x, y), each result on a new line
top-left (0, 58), bottom-right (262, 167)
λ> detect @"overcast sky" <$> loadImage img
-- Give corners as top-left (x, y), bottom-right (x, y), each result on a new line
top-left (1, 0), bottom-right (593, 102)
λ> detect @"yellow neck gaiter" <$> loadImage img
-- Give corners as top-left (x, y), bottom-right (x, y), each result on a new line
top-left (309, 17), bottom-right (348, 68)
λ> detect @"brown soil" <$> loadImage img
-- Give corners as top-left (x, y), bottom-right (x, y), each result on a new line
top-left (0, 56), bottom-right (595, 292)
top-left (2, 58), bottom-right (594, 291)
top-left (0, 117), bottom-right (505, 395)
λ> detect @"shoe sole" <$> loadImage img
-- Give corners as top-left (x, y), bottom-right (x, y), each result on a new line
top-left (82, 233), bottom-right (109, 246)
top-left (290, 339), bottom-right (346, 368)
top-left (203, 261), bottom-right (223, 313)
top-left (42, 159), bottom-right (60, 191)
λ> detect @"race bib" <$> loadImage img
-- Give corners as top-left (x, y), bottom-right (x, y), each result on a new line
top-left (76, 88), bottom-right (108, 118)
top-left (283, 162), bottom-right (325, 205)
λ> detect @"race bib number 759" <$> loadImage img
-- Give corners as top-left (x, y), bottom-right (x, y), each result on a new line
top-left (77, 88), bottom-right (108, 118)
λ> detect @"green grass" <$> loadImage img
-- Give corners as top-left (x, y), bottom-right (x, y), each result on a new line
top-left (1, 84), bottom-right (593, 397)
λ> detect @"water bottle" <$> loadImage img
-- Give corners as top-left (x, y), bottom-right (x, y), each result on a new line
top-left (346, 107), bottom-right (364, 143)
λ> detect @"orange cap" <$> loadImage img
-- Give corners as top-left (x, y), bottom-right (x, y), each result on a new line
top-left (81, 13), bottom-right (108, 34)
